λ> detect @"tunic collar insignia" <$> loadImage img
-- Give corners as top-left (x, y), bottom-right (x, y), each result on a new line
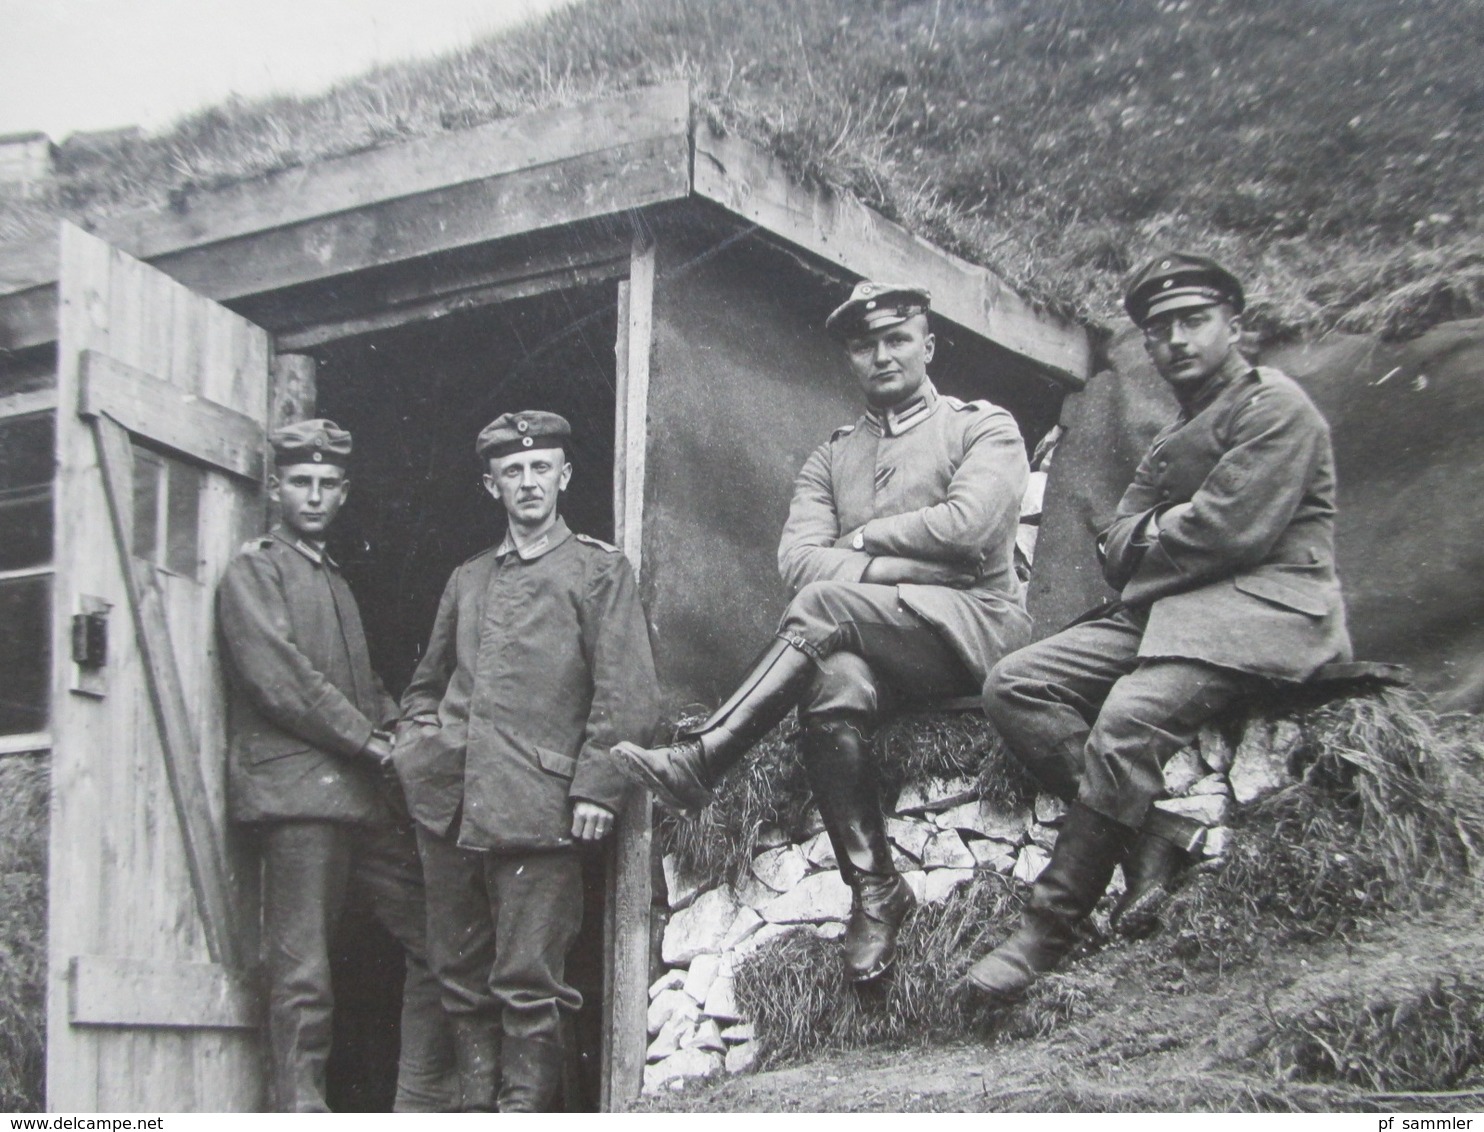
top-left (495, 516), bottom-right (572, 562)
top-left (865, 378), bottom-right (939, 437)
top-left (273, 529), bottom-right (336, 568)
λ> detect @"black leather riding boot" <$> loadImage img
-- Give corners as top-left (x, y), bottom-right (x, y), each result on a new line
top-left (450, 1015), bottom-right (501, 1113)
top-left (613, 638), bottom-right (815, 817)
top-left (801, 715), bottom-right (917, 983)
top-left (964, 802), bottom-right (1136, 1000)
top-left (1110, 819), bottom-right (1196, 937)
top-left (497, 1035), bottom-right (565, 1113)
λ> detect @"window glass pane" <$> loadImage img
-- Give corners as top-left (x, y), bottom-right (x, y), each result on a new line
top-left (0, 576), bottom-right (49, 735)
top-left (0, 413), bottom-right (54, 571)
top-left (166, 461), bottom-right (202, 578)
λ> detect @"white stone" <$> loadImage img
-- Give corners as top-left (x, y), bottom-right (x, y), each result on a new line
top-left (703, 974), bottom-right (743, 1022)
top-left (663, 853), bottom-right (703, 911)
top-left (1189, 773), bottom-right (1231, 796)
top-left (725, 1040), bottom-right (759, 1075)
top-left (1027, 822), bottom-right (1058, 852)
top-left (901, 869), bottom-right (928, 903)
top-left (1033, 793), bottom-right (1068, 825)
top-left (1012, 844), bottom-right (1051, 883)
top-left (886, 815), bottom-right (937, 860)
top-left (721, 1021), bottom-right (755, 1044)
top-left (643, 1048), bottom-right (724, 1094)
top-left (730, 922), bottom-right (800, 958)
top-left (813, 921), bottom-right (846, 941)
top-left (1108, 863), bottom-right (1127, 899)
top-left (684, 953), bottom-right (723, 1003)
top-left (662, 888), bottom-right (744, 965)
top-left (936, 798), bottom-right (1030, 843)
top-left (892, 846), bottom-right (919, 873)
top-left (893, 775), bottom-right (978, 816)
top-left (802, 831), bottom-right (838, 870)
top-left (798, 807), bottom-right (826, 839)
top-left (648, 988), bottom-right (699, 1036)
top-left (649, 969), bottom-right (686, 999)
top-left (1228, 719), bottom-right (1299, 804)
top-left (1198, 723), bottom-right (1235, 773)
top-left (1203, 826), bottom-right (1232, 859)
top-left (648, 1013), bottom-right (693, 1061)
top-left (967, 837), bottom-right (1017, 873)
top-left (760, 869), bottom-right (852, 924)
top-left (924, 867), bottom-right (975, 904)
top-left (1154, 793), bottom-right (1231, 826)
top-left (721, 907), bottom-right (766, 952)
top-left (922, 829), bottom-right (975, 869)
top-left (751, 844), bottom-right (808, 893)
top-left (1162, 748), bottom-right (1205, 795)
top-left (755, 822), bottom-right (789, 850)
top-left (687, 1017), bottom-right (728, 1054)
top-left (732, 872), bottom-right (778, 912)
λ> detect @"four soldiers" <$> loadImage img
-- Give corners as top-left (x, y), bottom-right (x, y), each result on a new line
top-left (968, 254), bottom-right (1350, 1000)
top-left (614, 283), bottom-right (1032, 982)
top-left (217, 253), bottom-right (1348, 1108)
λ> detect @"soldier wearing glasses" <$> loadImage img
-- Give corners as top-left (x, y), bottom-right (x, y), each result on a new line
top-left (967, 254), bottom-right (1351, 1001)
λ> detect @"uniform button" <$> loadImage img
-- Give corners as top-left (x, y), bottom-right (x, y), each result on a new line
top-left (1159, 489), bottom-right (1171, 499)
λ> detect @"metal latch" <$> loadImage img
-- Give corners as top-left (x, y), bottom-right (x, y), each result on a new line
top-left (72, 609), bottom-right (109, 669)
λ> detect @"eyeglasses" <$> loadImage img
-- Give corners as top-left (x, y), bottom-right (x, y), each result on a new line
top-left (1141, 309), bottom-right (1218, 343)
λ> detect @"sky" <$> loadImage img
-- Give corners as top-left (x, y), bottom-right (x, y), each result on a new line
top-left (0, 0), bottom-right (572, 140)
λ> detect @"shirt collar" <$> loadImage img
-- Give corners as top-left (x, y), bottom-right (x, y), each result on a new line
top-left (864, 378), bottom-right (939, 437)
top-left (272, 528), bottom-right (337, 569)
top-left (1176, 350), bottom-right (1254, 420)
top-left (494, 516), bottom-right (572, 562)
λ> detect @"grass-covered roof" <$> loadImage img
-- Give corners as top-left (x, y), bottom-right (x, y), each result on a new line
top-left (3, 0), bottom-right (1481, 340)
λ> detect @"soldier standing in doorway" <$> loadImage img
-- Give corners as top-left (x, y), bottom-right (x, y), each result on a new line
top-left (967, 254), bottom-right (1351, 1001)
top-left (396, 410), bottom-right (660, 1112)
top-left (217, 420), bottom-right (454, 1112)
top-left (613, 282), bottom-right (1033, 984)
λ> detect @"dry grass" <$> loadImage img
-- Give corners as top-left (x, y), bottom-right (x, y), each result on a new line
top-left (3, 0), bottom-right (1482, 341)
top-left (0, 755), bottom-right (48, 1113)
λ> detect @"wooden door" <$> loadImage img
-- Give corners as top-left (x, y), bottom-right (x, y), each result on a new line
top-left (48, 224), bottom-right (272, 1110)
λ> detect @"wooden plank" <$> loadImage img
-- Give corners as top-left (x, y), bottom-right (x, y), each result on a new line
top-left (80, 350), bottom-right (265, 480)
top-left (70, 956), bottom-right (258, 1029)
top-left (277, 256), bottom-right (628, 350)
top-left (0, 85), bottom-right (691, 299)
top-left (91, 414), bottom-right (246, 973)
top-left (604, 234), bottom-right (656, 1112)
top-left (692, 128), bottom-right (1093, 388)
top-left (0, 386), bottom-right (56, 417)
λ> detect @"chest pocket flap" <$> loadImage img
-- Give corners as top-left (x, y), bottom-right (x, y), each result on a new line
top-left (1233, 574), bottom-right (1328, 617)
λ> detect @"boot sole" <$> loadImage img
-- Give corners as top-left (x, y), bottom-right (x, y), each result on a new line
top-left (611, 742), bottom-right (711, 820)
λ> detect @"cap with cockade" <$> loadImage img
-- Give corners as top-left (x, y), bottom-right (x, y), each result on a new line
top-left (824, 282), bottom-right (932, 340)
top-left (476, 410), bottom-right (572, 461)
top-left (270, 419), bottom-right (352, 467)
top-left (1124, 252), bottom-right (1245, 326)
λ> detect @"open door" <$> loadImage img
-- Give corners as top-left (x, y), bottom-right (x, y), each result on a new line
top-left (47, 224), bottom-right (275, 1110)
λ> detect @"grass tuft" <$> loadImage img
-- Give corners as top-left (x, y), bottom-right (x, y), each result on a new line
top-left (0, 755), bottom-right (48, 1113)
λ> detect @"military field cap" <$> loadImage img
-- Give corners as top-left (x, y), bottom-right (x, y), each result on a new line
top-left (1124, 252), bottom-right (1245, 326)
top-left (825, 281), bottom-right (932, 340)
top-left (477, 410), bottom-right (572, 461)
top-left (270, 419), bottom-right (351, 467)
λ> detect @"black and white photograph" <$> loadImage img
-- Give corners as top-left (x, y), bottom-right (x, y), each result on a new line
top-left (1, 0), bottom-right (1481, 1116)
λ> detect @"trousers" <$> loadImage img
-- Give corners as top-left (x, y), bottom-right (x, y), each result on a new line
top-left (258, 819), bottom-right (455, 1113)
top-left (777, 580), bottom-right (979, 721)
top-left (983, 603), bottom-right (1260, 830)
top-left (416, 825), bottom-right (584, 1043)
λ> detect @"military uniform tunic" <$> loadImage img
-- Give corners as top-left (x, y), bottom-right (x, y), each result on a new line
top-left (984, 351), bottom-right (1352, 834)
top-left (774, 378), bottom-right (1032, 712)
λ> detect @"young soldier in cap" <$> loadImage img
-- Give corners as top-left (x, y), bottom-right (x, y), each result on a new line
top-left (967, 253), bottom-right (1351, 1000)
top-left (614, 282), bottom-right (1032, 984)
top-left (217, 420), bottom-right (453, 1112)
top-left (396, 410), bottom-right (659, 1112)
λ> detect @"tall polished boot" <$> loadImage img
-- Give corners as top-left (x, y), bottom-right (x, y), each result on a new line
top-left (801, 716), bottom-right (916, 983)
top-left (450, 1015), bottom-right (501, 1113)
top-left (497, 1035), bottom-right (565, 1113)
top-left (964, 802), bottom-right (1136, 1001)
top-left (1110, 809), bottom-right (1201, 937)
top-left (612, 638), bottom-right (815, 818)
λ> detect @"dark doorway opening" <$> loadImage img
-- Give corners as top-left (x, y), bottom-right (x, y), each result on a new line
top-left (308, 279), bottom-right (621, 1112)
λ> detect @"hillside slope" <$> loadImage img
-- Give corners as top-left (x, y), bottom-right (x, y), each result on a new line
top-left (3, 0), bottom-right (1481, 339)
